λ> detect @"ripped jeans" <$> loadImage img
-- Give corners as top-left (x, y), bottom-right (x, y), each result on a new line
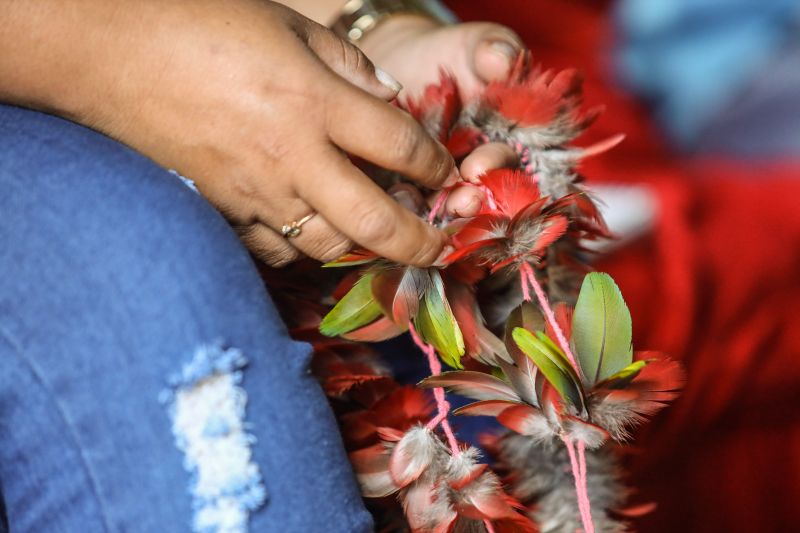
top-left (0, 105), bottom-right (374, 533)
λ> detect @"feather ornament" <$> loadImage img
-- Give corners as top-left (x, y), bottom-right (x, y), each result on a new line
top-left (260, 57), bottom-right (688, 533)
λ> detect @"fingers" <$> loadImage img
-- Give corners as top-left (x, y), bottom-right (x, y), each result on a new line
top-left (468, 23), bottom-right (524, 83)
top-left (433, 142), bottom-right (520, 218)
top-left (324, 81), bottom-right (457, 190)
top-left (244, 142), bottom-right (518, 265)
top-left (282, 213), bottom-right (355, 263)
top-left (444, 186), bottom-right (484, 218)
top-left (305, 22), bottom-right (402, 101)
top-left (296, 149), bottom-right (447, 266)
top-left (244, 192), bottom-right (355, 263)
top-left (236, 223), bottom-right (300, 267)
top-left (460, 142), bottom-right (519, 181)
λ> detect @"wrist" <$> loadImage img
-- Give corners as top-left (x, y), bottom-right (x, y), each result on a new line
top-left (0, 1), bottom-right (131, 124)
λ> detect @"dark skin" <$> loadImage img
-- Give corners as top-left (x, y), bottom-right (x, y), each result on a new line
top-left (0, 0), bottom-right (522, 266)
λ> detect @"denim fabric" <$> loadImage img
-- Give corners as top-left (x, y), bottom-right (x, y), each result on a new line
top-left (0, 105), bottom-right (373, 533)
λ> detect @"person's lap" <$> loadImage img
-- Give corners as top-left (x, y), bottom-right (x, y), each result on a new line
top-left (0, 104), bottom-right (372, 533)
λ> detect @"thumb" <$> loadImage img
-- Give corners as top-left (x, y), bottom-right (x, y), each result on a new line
top-left (466, 23), bottom-right (523, 83)
top-left (306, 25), bottom-right (402, 101)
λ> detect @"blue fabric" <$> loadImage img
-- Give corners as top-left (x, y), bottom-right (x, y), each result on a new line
top-left (614, 0), bottom-right (800, 148)
top-left (0, 105), bottom-right (373, 533)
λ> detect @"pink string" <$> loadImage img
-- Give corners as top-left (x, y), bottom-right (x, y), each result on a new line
top-left (408, 322), bottom-right (460, 455)
top-left (561, 436), bottom-right (594, 533)
top-left (476, 183), bottom-right (498, 211)
top-left (520, 262), bottom-right (579, 370)
top-left (577, 441), bottom-right (592, 529)
top-left (483, 519), bottom-right (496, 533)
top-left (428, 189), bottom-right (450, 224)
top-left (520, 263), bottom-right (594, 533)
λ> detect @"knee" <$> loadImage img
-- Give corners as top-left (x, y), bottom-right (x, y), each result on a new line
top-left (0, 105), bottom-right (283, 340)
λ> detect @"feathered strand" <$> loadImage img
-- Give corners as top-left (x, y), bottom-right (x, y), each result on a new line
top-left (271, 58), bottom-right (686, 533)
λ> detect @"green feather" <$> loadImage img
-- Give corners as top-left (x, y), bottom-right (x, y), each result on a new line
top-left (512, 328), bottom-right (584, 409)
top-left (320, 273), bottom-right (383, 337)
top-left (534, 332), bottom-right (575, 375)
top-left (413, 269), bottom-right (464, 369)
top-left (572, 272), bottom-right (633, 386)
top-left (596, 360), bottom-right (648, 389)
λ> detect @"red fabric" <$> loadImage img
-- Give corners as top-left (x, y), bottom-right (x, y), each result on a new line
top-left (451, 1), bottom-right (800, 530)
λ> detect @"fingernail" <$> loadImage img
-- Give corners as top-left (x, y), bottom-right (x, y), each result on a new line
top-left (443, 167), bottom-right (461, 188)
top-left (465, 171), bottom-right (484, 185)
top-left (375, 68), bottom-right (403, 93)
top-left (489, 40), bottom-right (519, 65)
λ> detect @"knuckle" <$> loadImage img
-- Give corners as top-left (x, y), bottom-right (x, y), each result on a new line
top-left (387, 120), bottom-right (424, 166)
top-left (407, 235), bottom-right (443, 266)
top-left (268, 251), bottom-right (300, 268)
top-left (429, 144), bottom-right (453, 184)
top-left (237, 225), bottom-right (300, 267)
top-left (316, 238), bottom-right (354, 263)
top-left (353, 203), bottom-right (396, 245)
top-left (261, 245), bottom-right (301, 267)
top-left (352, 46), bottom-right (372, 74)
top-left (337, 38), bottom-right (372, 75)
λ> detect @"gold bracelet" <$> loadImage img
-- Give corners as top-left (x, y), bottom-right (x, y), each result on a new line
top-left (330, 0), bottom-right (447, 43)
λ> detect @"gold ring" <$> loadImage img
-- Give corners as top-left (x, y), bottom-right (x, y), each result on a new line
top-left (280, 212), bottom-right (316, 238)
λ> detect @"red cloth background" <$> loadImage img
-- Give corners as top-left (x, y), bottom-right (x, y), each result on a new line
top-left (450, 1), bottom-right (800, 531)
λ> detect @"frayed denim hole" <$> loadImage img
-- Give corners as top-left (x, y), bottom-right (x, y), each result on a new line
top-left (160, 340), bottom-right (267, 533)
top-left (168, 169), bottom-right (199, 194)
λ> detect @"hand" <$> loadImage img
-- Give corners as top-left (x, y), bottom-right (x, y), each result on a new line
top-left (393, 142), bottom-right (521, 220)
top-left (1, 0), bottom-right (467, 267)
top-left (358, 15), bottom-right (524, 101)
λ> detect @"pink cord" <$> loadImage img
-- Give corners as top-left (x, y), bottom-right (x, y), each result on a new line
top-left (480, 184), bottom-right (498, 211)
top-left (561, 436), bottom-right (594, 533)
top-left (483, 519), bottom-right (496, 533)
top-left (520, 262), bottom-right (579, 370)
top-left (562, 437), bottom-right (585, 518)
top-left (577, 441), bottom-right (592, 526)
top-left (408, 322), bottom-right (460, 455)
top-left (520, 264), bottom-right (594, 533)
top-left (428, 189), bottom-right (450, 224)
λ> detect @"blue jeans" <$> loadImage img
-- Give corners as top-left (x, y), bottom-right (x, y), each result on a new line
top-left (0, 104), bottom-right (373, 533)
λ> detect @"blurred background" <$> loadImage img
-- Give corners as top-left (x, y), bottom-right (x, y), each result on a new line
top-left (444, 1), bottom-right (800, 531)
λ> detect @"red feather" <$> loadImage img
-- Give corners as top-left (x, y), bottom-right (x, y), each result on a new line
top-left (507, 196), bottom-right (551, 228)
top-left (530, 215), bottom-right (570, 255)
top-left (455, 472), bottom-right (518, 520)
top-left (447, 126), bottom-right (483, 158)
top-left (349, 443), bottom-right (396, 498)
top-left (451, 214), bottom-right (507, 247)
top-left (444, 238), bottom-right (505, 264)
top-left (631, 354), bottom-right (685, 393)
top-left (453, 399), bottom-right (521, 417)
top-left (324, 249), bottom-right (378, 268)
top-left (496, 404), bottom-right (550, 436)
top-left (420, 371), bottom-right (521, 402)
top-left (448, 463), bottom-right (489, 491)
top-left (389, 427), bottom-right (438, 486)
top-left (371, 268), bottom-right (428, 325)
top-left (343, 316), bottom-right (407, 342)
top-left (480, 169), bottom-right (541, 218)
